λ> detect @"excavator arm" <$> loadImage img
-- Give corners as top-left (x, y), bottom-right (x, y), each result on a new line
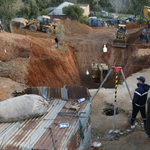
top-left (144, 6), bottom-right (150, 29)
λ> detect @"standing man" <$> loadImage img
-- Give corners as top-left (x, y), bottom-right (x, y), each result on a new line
top-left (146, 97), bottom-right (150, 139)
top-left (0, 20), bottom-right (4, 32)
top-left (128, 76), bottom-right (149, 130)
top-left (55, 36), bottom-right (59, 48)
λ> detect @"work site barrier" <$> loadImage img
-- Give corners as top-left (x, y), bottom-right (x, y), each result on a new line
top-left (12, 85), bottom-right (90, 101)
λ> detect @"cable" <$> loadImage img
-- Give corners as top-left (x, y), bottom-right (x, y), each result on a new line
top-left (1, 37), bottom-right (150, 71)
top-left (14, 27), bottom-right (150, 46)
top-left (65, 32), bottom-right (150, 46)
top-left (3, 42), bottom-right (150, 67)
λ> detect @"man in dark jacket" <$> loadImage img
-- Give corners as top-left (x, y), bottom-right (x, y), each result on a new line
top-left (128, 76), bottom-right (149, 130)
top-left (55, 36), bottom-right (59, 48)
top-left (146, 97), bottom-right (150, 139)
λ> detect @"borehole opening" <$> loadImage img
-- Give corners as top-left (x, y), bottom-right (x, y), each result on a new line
top-left (102, 108), bottom-right (119, 116)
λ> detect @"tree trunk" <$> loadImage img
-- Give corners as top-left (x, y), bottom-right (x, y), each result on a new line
top-left (8, 20), bottom-right (13, 33)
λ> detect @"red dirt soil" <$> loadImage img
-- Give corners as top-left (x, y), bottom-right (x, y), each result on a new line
top-left (126, 23), bottom-right (146, 29)
top-left (8, 21), bottom-right (150, 89)
top-left (0, 32), bottom-right (81, 88)
top-left (27, 42), bottom-right (81, 87)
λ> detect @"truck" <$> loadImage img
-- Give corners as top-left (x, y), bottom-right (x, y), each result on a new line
top-left (144, 6), bottom-right (150, 29)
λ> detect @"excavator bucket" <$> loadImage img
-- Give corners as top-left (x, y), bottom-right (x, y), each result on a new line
top-left (112, 39), bottom-right (127, 48)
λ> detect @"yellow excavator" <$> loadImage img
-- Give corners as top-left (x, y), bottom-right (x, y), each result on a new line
top-left (20, 16), bottom-right (57, 34)
top-left (112, 24), bottom-right (127, 48)
top-left (144, 6), bottom-right (150, 29)
top-left (91, 62), bottom-right (109, 83)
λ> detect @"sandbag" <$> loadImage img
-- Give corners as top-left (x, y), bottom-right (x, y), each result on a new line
top-left (0, 94), bottom-right (49, 123)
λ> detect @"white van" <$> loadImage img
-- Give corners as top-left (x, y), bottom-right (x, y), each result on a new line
top-left (110, 13), bottom-right (119, 19)
top-left (100, 11), bottom-right (108, 17)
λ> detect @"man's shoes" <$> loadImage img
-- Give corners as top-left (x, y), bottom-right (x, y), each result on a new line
top-left (128, 118), bottom-right (134, 125)
top-left (143, 120), bottom-right (146, 131)
top-left (146, 135), bottom-right (150, 139)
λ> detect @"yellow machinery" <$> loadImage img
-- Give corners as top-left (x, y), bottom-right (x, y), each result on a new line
top-left (112, 24), bottom-right (127, 48)
top-left (144, 6), bottom-right (150, 29)
top-left (23, 16), bottom-right (57, 34)
top-left (91, 62), bottom-right (109, 83)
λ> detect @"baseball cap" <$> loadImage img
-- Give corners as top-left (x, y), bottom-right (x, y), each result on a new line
top-left (137, 76), bottom-right (145, 83)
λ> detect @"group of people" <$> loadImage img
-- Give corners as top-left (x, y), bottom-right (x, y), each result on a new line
top-left (140, 29), bottom-right (149, 43)
top-left (128, 76), bottom-right (150, 139)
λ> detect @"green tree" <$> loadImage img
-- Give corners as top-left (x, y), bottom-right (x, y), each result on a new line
top-left (98, 0), bottom-right (111, 8)
top-left (50, 0), bottom-right (66, 7)
top-left (122, 0), bottom-right (132, 15)
top-left (22, 0), bottom-right (30, 3)
top-left (131, 0), bottom-right (150, 19)
top-left (79, 15), bottom-right (89, 24)
top-left (93, 5), bottom-right (102, 11)
top-left (110, 0), bottom-right (122, 14)
top-left (56, 22), bottom-right (66, 47)
top-left (125, 0), bottom-right (131, 13)
top-left (40, 9), bottom-right (49, 15)
top-left (20, 0), bottom-right (39, 19)
top-left (63, 5), bottom-right (84, 21)
top-left (36, 0), bottom-right (50, 11)
top-left (0, 0), bottom-right (17, 32)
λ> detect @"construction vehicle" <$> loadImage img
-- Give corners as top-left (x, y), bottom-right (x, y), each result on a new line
top-left (112, 24), bottom-right (127, 48)
top-left (22, 16), bottom-right (57, 34)
top-left (91, 62), bottom-right (109, 83)
top-left (144, 6), bottom-right (150, 29)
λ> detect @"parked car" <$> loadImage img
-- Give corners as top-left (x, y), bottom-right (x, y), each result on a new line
top-left (100, 11), bottom-right (108, 17)
top-left (110, 13), bottom-right (119, 19)
top-left (128, 15), bottom-right (137, 21)
top-left (90, 18), bottom-right (104, 27)
top-left (88, 16), bottom-right (97, 20)
top-left (119, 17), bottom-right (129, 23)
top-left (106, 19), bottom-right (119, 26)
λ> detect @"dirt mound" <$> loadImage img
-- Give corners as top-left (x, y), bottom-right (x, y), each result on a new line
top-left (13, 27), bottom-right (55, 38)
top-left (0, 77), bottom-right (24, 101)
top-left (0, 32), bottom-right (81, 87)
top-left (27, 43), bottom-right (81, 87)
top-left (61, 20), bottom-right (92, 35)
top-left (126, 23), bottom-right (146, 30)
top-left (137, 49), bottom-right (150, 56)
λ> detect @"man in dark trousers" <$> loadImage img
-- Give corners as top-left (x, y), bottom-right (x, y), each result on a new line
top-left (128, 76), bottom-right (149, 130)
top-left (55, 36), bottom-right (59, 48)
top-left (146, 97), bottom-right (150, 139)
top-left (0, 20), bottom-right (4, 32)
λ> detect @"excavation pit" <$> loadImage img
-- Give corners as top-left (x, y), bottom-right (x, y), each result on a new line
top-left (102, 108), bottom-right (119, 116)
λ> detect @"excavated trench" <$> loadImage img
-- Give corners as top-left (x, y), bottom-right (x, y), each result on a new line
top-left (71, 29), bottom-right (150, 89)
top-left (9, 21), bottom-right (150, 89)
